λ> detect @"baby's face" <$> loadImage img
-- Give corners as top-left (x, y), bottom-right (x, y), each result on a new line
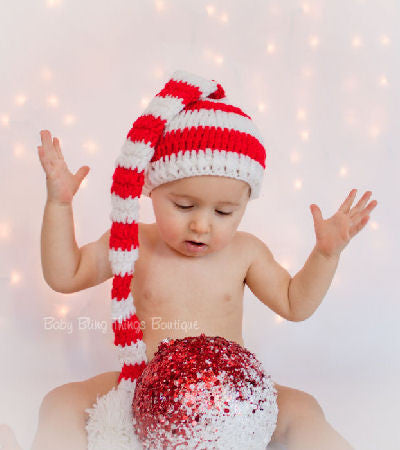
top-left (150, 176), bottom-right (250, 257)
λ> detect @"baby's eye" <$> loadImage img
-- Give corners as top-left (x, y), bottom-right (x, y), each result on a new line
top-left (174, 203), bottom-right (232, 216)
top-left (174, 203), bottom-right (192, 210)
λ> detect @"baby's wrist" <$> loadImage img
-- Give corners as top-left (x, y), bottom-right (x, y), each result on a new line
top-left (314, 245), bottom-right (341, 261)
top-left (46, 197), bottom-right (72, 207)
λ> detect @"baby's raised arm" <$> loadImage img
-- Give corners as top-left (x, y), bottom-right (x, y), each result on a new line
top-left (38, 129), bottom-right (111, 293)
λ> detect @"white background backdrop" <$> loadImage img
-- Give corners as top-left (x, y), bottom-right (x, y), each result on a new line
top-left (1, 0), bottom-right (399, 448)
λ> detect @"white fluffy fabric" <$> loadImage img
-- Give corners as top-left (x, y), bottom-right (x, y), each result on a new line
top-left (85, 379), bottom-right (143, 449)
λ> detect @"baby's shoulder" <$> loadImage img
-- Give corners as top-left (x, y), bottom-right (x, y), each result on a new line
top-left (233, 230), bottom-right (274, 267)
top-left (232, 230), bottom-right (259, 267)
top-left (234, 230), bottom-right (258, 251)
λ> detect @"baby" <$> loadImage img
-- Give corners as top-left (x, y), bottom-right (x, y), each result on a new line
top-left (11, 71), bottom-right (377, 449)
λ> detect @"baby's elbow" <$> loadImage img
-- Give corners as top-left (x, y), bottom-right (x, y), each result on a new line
top-left (287, 306), bottom-right (313, 322)
top-left (289, 315), bottom-right (308, 323)
top-left (43, 275), bottom-right (75, 294)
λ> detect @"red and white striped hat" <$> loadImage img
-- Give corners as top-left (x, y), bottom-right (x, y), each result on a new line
top-left (109, 70), bottom-right (267, 394)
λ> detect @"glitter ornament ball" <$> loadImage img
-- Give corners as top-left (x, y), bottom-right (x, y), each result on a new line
top-left (132, 334), bottom-right (278, 449)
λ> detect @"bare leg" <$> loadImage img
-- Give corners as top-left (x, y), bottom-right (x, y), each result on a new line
top-left (30, 382), bottom-right (89, 450)
top-left (287, 416), bottom-right (353, 450)
top-left (30, 372), bottom-right (119, 450)
top-left (269, 383), bottom-right (354, 449)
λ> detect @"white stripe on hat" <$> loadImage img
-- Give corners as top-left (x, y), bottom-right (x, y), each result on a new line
top-left (165, 108), bottom-right (265, 146)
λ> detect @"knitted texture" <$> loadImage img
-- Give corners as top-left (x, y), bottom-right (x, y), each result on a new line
top-left (109, 69), bottom-right (267, 393)
top-left (140, 94), bottom-right (267, 199)
top-left (109, 71), bottom-right (226, 392)
top-left (86, 70), bottom-right (267, 445)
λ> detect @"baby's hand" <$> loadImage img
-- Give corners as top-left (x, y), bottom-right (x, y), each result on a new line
top-left (37, 130), bottom-right (90, 205)
top-left (310, 189), bottom-right (378, 258)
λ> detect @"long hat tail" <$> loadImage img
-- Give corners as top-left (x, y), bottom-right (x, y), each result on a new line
top-left (109, 70), bottom-right (224, 388)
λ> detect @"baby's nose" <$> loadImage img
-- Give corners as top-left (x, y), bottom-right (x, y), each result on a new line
top-left (190, 217), bottom-right (210, 234)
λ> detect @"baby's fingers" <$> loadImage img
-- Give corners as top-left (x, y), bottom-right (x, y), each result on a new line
top-left (53, 136), bottom-right (64, 160)
top-left (40, 130), bottom-right (61, 160)
top-left (364, 199), bottom-right (378, 214)
top-left (40, 129), bottom-right (53, 149)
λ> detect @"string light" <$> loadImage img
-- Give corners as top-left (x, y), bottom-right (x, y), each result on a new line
top-left (219, 12), bottom-right (228, 24)
top-left (46, 0), bottom-right (62, 7)
top-left (13, 143), bottom-right (26, 159)
top-left (155, 0), bottom-right (165, 12)
top-left (297, 109), bottom-right (307, 120)
top-left (202, 48), bottom-right (224, 65)
top-left (63, 114), bottom-right (77, 126)
top-left (15, 94), bottom-right (27, 106)
top-left (0, 222), bottom-right (11, 240)
top-left (309, 35), bottom-right (320, 49)
top-left (339, 166), bottom-right (349, 177)
top-left (293, 179), bottom-right (303, 190)
top-left (41, 67), bottom-right (53, 81)
top-left (370, 221), bottom-right (379, 230)
top-left (10, 271), bottom-right (22, 285)
top-left (82, 139), bottom-right (98, 155)
top-left (290, 151), bottom-right (301, 164)
top-left (153, 68), bottom-right (165, 79)
top-left (351, 35), bottom-right (363, 48)
top-left (379, 75), bottom-right (389, 87)
top-left (368, 125), bottom-right (381, 139)
top-left (301, 3), bottom-right (311, 14)
top-left (141, 97), bottom-right (150, 109)
top-left (0, 114), bottom-right (10, 127)
top-left (214, 54), bottom-right (224, 65)
top-left (58, 305), bottom-right (69, 317)
top-left (46, 95), bottom-right (59, 107)
top-left (258, 102), bottom-right (267, 113)
top-left (274, 315), bottom-right (286, 324)
top-left (379, 34), bottom-right (391, 46)
top-left (300, 130), bottom-right (310, 141)
top-left (206, 5), bottom-right (216, 16)
top-left (266, 43), bottom-right (276, 54)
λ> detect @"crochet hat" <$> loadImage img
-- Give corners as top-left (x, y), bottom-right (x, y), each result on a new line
top-left (109, 70), bottom-right (267, 394)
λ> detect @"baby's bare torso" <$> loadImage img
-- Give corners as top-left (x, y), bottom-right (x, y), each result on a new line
top-left (131, 223), bottom-right (252, 362)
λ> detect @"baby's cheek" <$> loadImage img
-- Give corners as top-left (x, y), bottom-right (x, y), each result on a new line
top-left (165, 214), bottom-right (184, 241)
top-left (212, 229), bottom-right (230, 250)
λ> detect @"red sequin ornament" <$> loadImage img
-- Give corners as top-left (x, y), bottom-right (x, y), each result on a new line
top-left (132, 334), bottom-right (278, 449)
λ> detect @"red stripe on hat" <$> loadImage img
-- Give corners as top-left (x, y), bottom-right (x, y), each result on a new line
top-left (185, 99), bottom-right (252, 120)
top-left (118, 361), bottom-right (147, 384)
top-left (109, 222), bottom-right (139, 252)
top-left (110, 71), bottom-right (223, 388)
top-left (154, 126), bottom-right (266, 169)
top-left (111, 273), bottom-right (133, 300)
top-left (111, 167), bottom-right (145, 199)
top-left (208, 83), bottom-right (225, 99)
top-left (126, 114), bottom-right (166, 148)
top-left (113, 314), bottom-right (143, 346)
top-left (158, 78), bottom-right (204, 107)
